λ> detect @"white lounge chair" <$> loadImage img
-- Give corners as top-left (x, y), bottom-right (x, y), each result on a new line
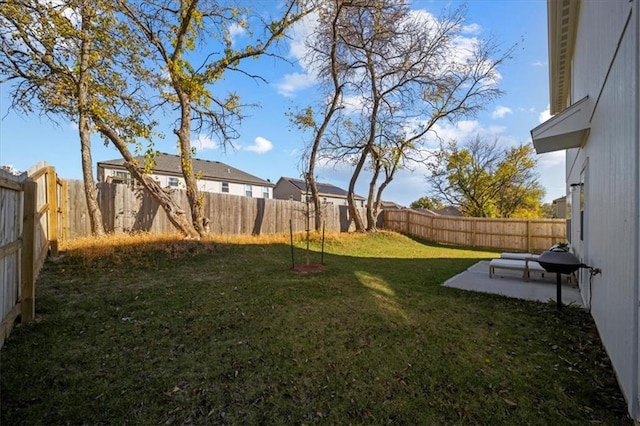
top-left (500, 252), bottom-right (539, 261)
top-left (489, 258), bottom-right (546, 282)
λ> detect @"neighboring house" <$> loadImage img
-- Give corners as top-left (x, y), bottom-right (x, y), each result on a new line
top-left (273, 177), bottom-right (366, 207)
top-left (434, 206), bottom-right (463, 217)
top-left (551, 196), bottom-right (567, 219)
top-left (411, 208), bottom-right (438, 216)
top-left (97, 153), bottom-right (274, 198)
top-left (380, 201), bottom-right (405, 210)
top-left (531, 0), bottom-right (639, 420)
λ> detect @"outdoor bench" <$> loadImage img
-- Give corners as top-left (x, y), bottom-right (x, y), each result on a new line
top-left (489, 258), bottom-right (546, 282)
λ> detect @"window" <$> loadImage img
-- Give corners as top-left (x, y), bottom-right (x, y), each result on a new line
top-left (245, 184), bottom-right (253, 197)
top-left (221, 182), bottom-right (229, 193)
top-left (262, 186), bottom-right (269, 199)
top-left (111, 170), bottom-right (132, 186)
top-left (168, 177), bottom-right (179, 187)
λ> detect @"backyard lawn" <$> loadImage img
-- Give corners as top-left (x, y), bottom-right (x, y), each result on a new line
top-left (0, 231), bottom-right (631, 424)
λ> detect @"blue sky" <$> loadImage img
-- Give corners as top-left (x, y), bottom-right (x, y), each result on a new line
top-left (0, 0), bottom-right (563, 207)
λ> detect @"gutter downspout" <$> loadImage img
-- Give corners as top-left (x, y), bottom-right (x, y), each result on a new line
top-left (633, 0), bottom-right (640, 420)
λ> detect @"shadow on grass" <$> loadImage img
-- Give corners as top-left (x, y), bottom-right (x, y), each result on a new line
top-left (0, 233), bottom-right (631, 425)
top-left (402, 232), bottom-right (501, 256)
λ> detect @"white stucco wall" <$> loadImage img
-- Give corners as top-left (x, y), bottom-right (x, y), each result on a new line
top-left (565, 0), bottom-right (638, 418)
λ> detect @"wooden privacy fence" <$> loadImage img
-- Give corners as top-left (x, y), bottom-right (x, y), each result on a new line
top-left (64, 180), bottom-right (366, 238)
top-left (383, 209), bottom-right (566, 253)
top-left (0, 164), bottom-right (61, 349)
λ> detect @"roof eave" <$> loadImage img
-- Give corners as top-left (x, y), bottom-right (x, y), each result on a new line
top-left (548, 0), bottom-right (580, 115)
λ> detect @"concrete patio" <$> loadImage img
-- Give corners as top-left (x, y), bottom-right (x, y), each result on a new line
top-left (443, 260), bottom-right (584, 307)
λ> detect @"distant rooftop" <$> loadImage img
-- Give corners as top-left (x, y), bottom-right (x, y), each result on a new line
top-left (281, 177), bottom-right (365, 200)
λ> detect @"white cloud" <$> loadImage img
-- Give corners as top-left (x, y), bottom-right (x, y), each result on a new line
top-left (244, 136), bottom-right (273, 154)
top-left (192, 134), bottom-right (217, 150)
top-left (275, 72), bottom-right (316, 97)
top-left (539, 105), bottom-right (552, 123)
top-left (287, 9), bottom-right (319, 62)
top-left (461, 23), bottom-right (482, 35)
top-left (426, 119), bottom-right (511, 147)
top-left (538, 150), bottom-right (565, 168)
top-left (492, 105), bottom-right (512, 119)
top-left (228, 22), bottom-right (245, 45)
top-left (531, 60), bottom-right (546, 67)
top-left (275, 10), bottom-right (323, 98)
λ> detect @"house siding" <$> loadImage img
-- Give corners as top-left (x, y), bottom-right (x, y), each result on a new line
top-left (99, 166), bottom-right (273, 199)
top-left (273, 179), bottom-right (303, 201)
top-left (272, 178), bottom-right (366, 206)
top-left (565, 0), bottom-right (639, 417)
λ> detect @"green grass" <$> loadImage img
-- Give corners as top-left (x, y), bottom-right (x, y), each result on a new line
top-left (0, 231), bottom-right (631, 424)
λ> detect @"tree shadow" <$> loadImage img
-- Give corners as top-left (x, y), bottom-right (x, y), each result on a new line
top-left (252, 198), bottom-right (265, 235)
top-left (98, 182), bottom-right (115, 233)
top-left (132, 187), bottom-right (160, 232)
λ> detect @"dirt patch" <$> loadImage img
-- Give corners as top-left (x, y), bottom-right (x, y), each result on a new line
top-left (291, 263), bottom-right (327, 274)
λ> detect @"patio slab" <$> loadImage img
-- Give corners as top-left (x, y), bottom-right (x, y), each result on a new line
top-left (443, 260), bottom-right (584, 307)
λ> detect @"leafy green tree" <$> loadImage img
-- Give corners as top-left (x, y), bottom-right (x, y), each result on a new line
top-left (0, 0), bottom-right (203, 237)
top-left (0, 0), bottom-right (118, 235)
top-left (426, 136), bottom-right (545, 218)
top-left (410, 196), bottom-right (443, 211)
top-left (117, 0), bottom-right (306, 238)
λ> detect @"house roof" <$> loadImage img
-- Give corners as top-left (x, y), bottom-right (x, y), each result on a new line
top-left (380, 201), bottom-right (405, 209)
top-left (434, 206), bottom-right (463, 217)
top-left (97, 153), bottom-right (273, 186)
top-left (279, 177), bottom-right (366, 200)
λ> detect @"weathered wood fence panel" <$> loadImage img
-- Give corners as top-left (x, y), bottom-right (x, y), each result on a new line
top-left (383, 209), bottom-right (566, 253)
top-left (0, 164), bottom-right (59, 349)
top-left (64, 181), bottom-right (364, 237)
top-left (0, 170), bottom-right (24, 348)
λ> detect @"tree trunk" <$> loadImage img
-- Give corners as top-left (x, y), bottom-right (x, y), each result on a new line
top-left (175, 96), bottom-right (208, 237)
top-left (347, 145), bottom-right (369, 232)
top-left (305, 4), bottom-right (345, 232)
top-left (306, 174), bottom-right (323, 232)
top-left (77, 4), bottom-right (105, 236)
top-left (94, 119), bottom-right (200, 239)
top-left (365, 155), bottom-right (381, 232)
top-left (368, 172), bottom-right (393, 232)
top-left (78, 120), bottom-right (105, 236)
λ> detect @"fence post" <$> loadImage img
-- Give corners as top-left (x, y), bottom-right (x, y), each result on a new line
top-left (21, 180), bottom-right (37, 324)
top-left (471, 218), bottom-right (477, 247)
top-left (526, 220), bottom-right (531, 253)
top-left (428, 215), bottom-right (434, 240)
top-left (60, 179), bottom-right (68, 241)
top-left (404, 209), bottom-right (410, 234)
top-left (47, 167), bottom-right (59, 256)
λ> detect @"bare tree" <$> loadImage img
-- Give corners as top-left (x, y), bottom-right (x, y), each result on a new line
top-left (289, 0), bottom-right (353, 231)
top-left (297, 1), bottom-right (512, 231)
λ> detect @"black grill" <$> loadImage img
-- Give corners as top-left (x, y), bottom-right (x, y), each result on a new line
top-left (536, 249), bottom-right (586, 311)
